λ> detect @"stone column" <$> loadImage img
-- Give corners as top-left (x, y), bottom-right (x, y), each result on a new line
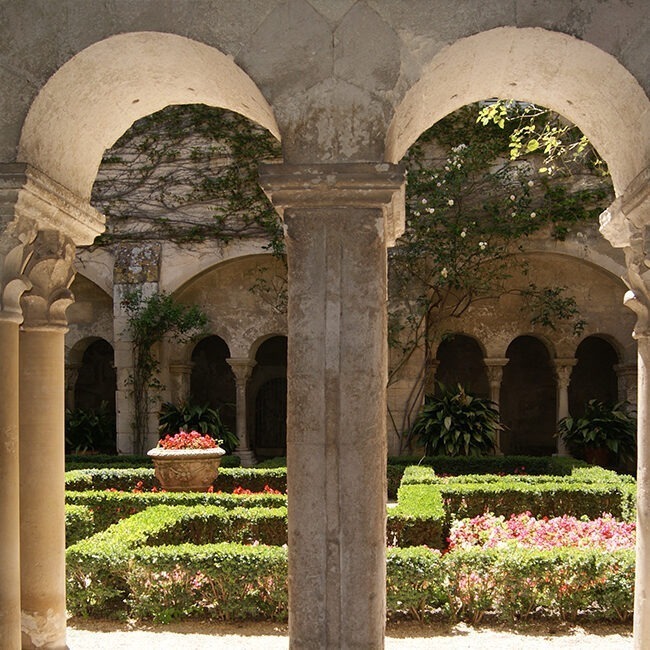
top-left (599, 167), bottom-right (649, 649)
top-left (423, 357), bottom-right (439, 396)
top-left (227, 358), bottom-right (257, 467)
top-left (19, 229), bottom-right (75, 650)
top-left (169, 362), bottom-right (193, 404)
top-left (64, 361), bottom-right (81, 411)
top-left (615, 362), bottom-right (638, 408)
top-left (554, 358), bottom-right (577, 457)
top-left (0, 210), bottom-right (35, 649)
top-left (484, 358), bottom-right (508, 453)
top-left (260, 162), bottom-right (405, 649)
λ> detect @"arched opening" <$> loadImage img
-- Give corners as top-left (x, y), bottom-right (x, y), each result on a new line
top-left (66, 338), bottom-right (117, 454)
top-left (190, 335), bottom-right (236, 437)
top-left (501, 336), bottom-right (556, 455)
top-left (569, 336), bottom-right (620, 416)
top-left (251, 336), bottom-right (287, 459)
top-left (435, 334), bottom-right (489, 398)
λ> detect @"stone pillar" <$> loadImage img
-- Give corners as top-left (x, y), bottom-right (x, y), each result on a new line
top-left (113, 243), bottom-right (162, 453)
top-left (260, 162), bottom-right (405, 649)
top-left (227, 358), bottom-right (257, 467)
top-left (19, 229), bottom-right (75, 650)
top-left (0, 216), bottom-right (34, 649)
top-left (64, 361), bottom-right (81, 411)
top-left (169, 362), bottom-right (193, 404)
top-left (599, 167), bottom-right (649, 649)
top-left (554, 358), bottom-right (577, 457)
top-left (484, 358), bottom-right (508, 453)
top-left (615, 362), bottom-right (638, 408)
top-left (423, 357), bottom-right (439, 396)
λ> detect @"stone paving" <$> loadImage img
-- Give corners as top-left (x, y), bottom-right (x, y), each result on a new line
top-left (66, 620), bottom-right (633, 649)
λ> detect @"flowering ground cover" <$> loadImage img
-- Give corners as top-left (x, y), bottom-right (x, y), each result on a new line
top-left (448, 512), bottom-right (635, 552)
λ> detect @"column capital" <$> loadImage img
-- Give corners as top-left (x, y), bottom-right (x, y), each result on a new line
top-left (20, 229), bottom-right (75, 331)
top-left (554, 357), bottom-right (578, 387)
top-left (599, 167), bottom-right (650, 339)
top-left (259, 161), bottom-right (406, 245)
top-left (227, 357), bottom-right (256, 383)
top-left (484, 357), bottom-right (509, 368)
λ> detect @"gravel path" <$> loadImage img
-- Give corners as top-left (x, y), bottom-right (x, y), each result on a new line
top-left (66, 619), bottom-right (633, 649)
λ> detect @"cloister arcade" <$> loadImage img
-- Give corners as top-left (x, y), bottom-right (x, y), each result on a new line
top-left (0, 3), bottom-right (648, 648)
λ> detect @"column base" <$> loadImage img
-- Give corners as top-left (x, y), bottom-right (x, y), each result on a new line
top-left (236, 449), bottom-right (257, 467)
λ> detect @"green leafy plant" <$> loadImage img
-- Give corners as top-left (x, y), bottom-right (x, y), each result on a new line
top-left (558, 400), bottom-right (637, 464)
top-left (65, 401), bottom-right (116, 454)
top-left (158, 401), bottom-right (238, 453)
top-left (410, 383), bottom-right (502, 456)
top-left (122, 289), bottom-right (208, 454)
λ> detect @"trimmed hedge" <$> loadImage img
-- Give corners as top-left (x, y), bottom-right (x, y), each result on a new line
top-left (66, 490), bottom-right (287, 532)
top-left (65, 467), bottom-right (287, 494)
top-left (400, 466), bottom-right (634, 524)
top-left (388, 454), bottom-right (585, 476)
top-left (386, 546), bottom-right (634, 623)
top-left (387, 483), bottom-right (445, 548)
top-left (65, 505), bottom-right (94, 546)
top-left (67, 509), bottom-right (634, 623)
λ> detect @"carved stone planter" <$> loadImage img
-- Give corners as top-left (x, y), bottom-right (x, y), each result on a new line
top-left (147, 446), bottom-right (226, 492)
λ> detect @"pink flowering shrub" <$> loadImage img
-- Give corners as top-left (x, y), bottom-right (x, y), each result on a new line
top-left (157, 430), bottom-right (220, 450)
top-left (448, 511), bottom-right (635, 552)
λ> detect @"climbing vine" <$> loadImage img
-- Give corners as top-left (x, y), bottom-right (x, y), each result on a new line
top-left (390, 101), bottom-right (612, 444)
top-left (122, 289), bottom-right (208, 454)
top-left (92, 104), bottom-right (284, 253)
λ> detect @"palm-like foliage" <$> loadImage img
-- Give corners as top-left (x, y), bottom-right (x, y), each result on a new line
top-left (411, 383), bottom-right (502, 456)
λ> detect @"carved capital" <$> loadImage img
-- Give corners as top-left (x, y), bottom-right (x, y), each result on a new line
top-left (227, 358), bottom-right (256, 384)
top-left (599, 168), bottom-right (650, 339)
top-left (20, 230), bottom-right (76, 330)
top-left (259, 162), bottom-right (406, 245)
top-left (484, 358), bottom-right (509, 385)
top-left (554, 358), bottom-right (577, 388)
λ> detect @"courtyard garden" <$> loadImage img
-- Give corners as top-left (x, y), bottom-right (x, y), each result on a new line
top-left (64, 454), bottom-right (636, 626)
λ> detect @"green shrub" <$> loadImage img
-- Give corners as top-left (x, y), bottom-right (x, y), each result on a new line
top-left (66, 490), bottom-right (287, 532)
top-left (388, 454), bottom-right (583, 476)
top-left (387, 483), bottom-right (445, 548)
top-left (65, 453), bottom-right (241, 471)
top-left (65, 505), bottom-right (95, 546)
top-left (440, 481), bottom-right (627, 521)
top-left (386, 547), bottom-right (634, 623)
top-left (65, 402), bottom-right (116, 454)
top-left (65, 466), bottom-right (285, 494)
top-left (410, 384), bottom-right (501, 456)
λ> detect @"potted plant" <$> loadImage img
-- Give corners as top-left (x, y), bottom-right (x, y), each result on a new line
top-left (557, 399), bottom-right (637, 467)
top-left (147, 429), bottom-right (226, 492)
top-left (158, 401), bottom-right (238, 453)
top-left (410, 383), bottom-right (502, 456)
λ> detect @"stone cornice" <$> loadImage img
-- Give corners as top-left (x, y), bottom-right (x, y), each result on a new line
top-left (1, 163), bottom-right (105, 246)
top-left (259, 162), bottom-right (405, 245)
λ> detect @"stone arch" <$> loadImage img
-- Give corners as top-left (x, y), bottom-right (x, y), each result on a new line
top-left (434, 333), bottom-right (489, 398)
top-left (18, 31), bottom-right (280, 202)
top-left (386, 27), bottom-right (650, 196)
top-left (569, 335), bottom-right (622, 417)
top-left (500, 334), bottom-right (557, 455)
top-left (250, 334), bottom-right (288, 459)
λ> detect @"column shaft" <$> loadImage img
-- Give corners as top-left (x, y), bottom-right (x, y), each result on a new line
top-left (227, 359), bottom-right (256, 468)
top-left (286, 207), bottom-right (387, 649)
top-left (19, 327), bottom-right (67, 650)
top-left (636, 337), bottom-right (650, 649)
top-left (0, 318), bottom-right (21, 649)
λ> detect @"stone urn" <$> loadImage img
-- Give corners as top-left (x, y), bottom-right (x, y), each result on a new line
top-left (147, 446), bottom-right (226, 492)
